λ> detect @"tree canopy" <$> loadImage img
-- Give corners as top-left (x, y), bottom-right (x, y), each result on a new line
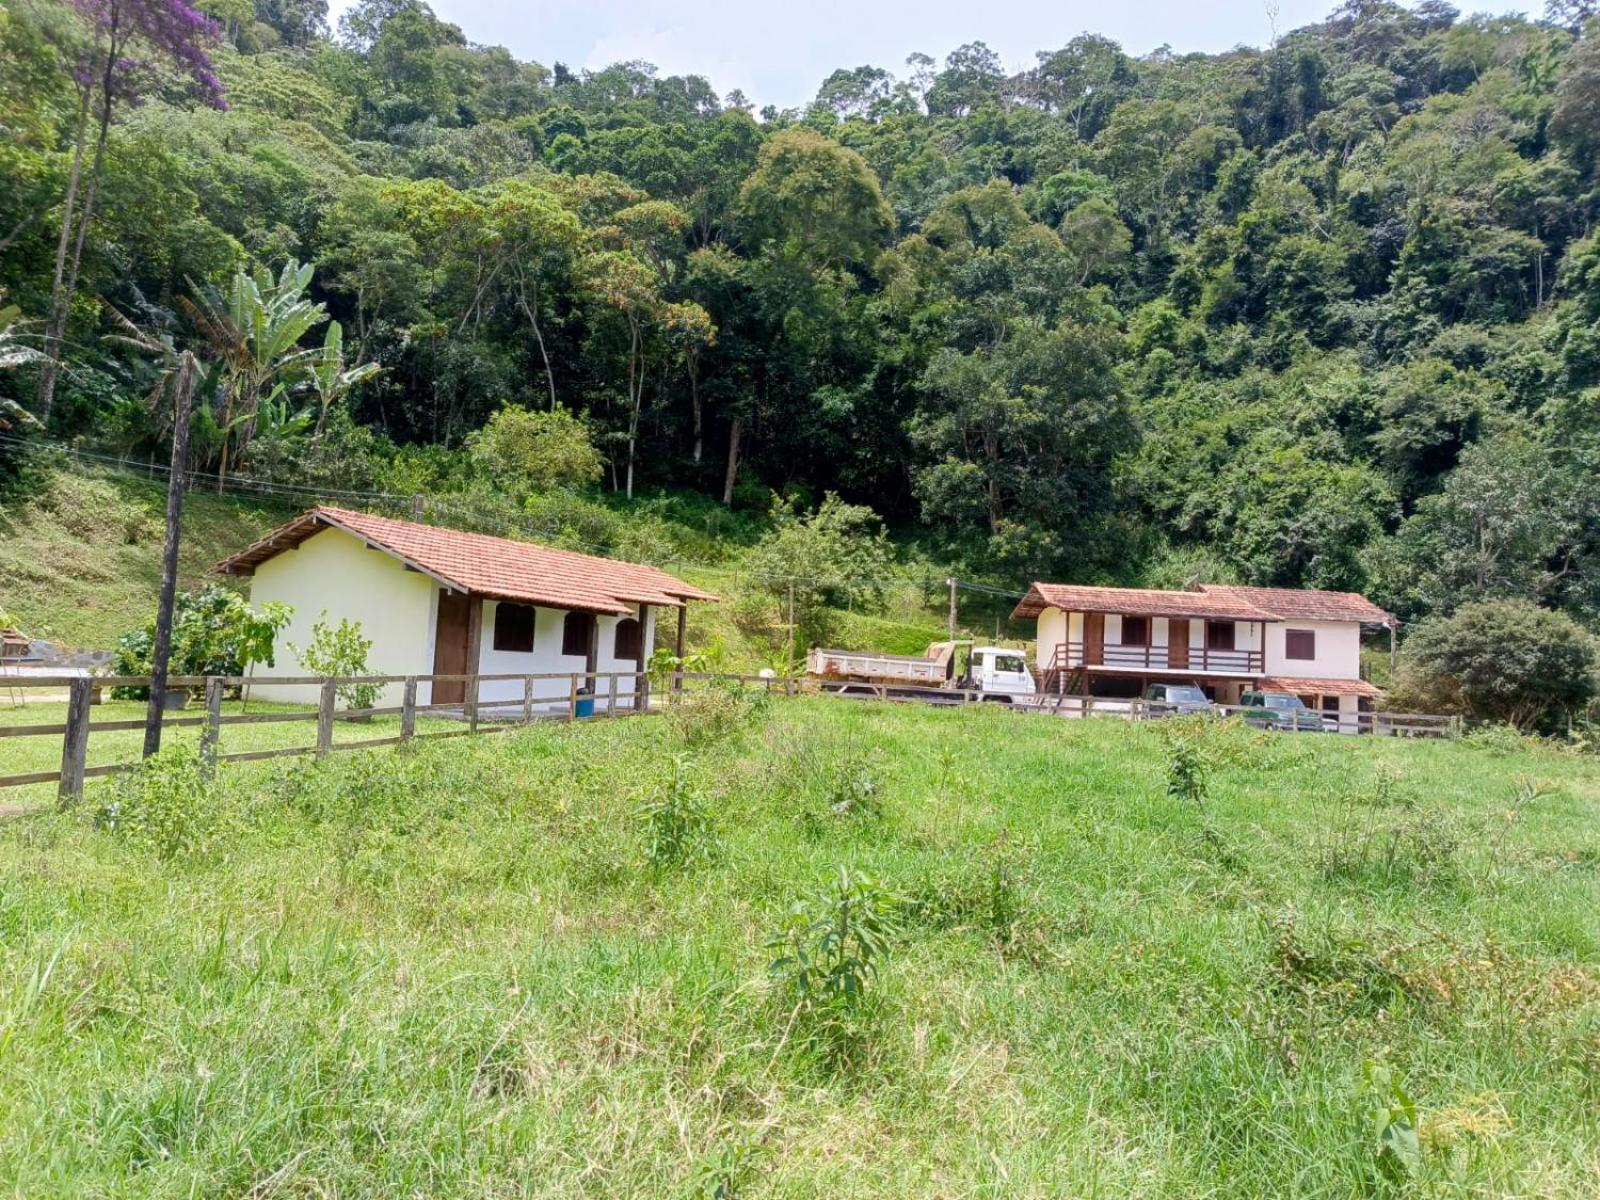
top-left (3, 0), bottom-right (1600, 637)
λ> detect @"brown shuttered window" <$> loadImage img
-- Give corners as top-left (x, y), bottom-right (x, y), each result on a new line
top-left (1285, 629), bottom-right (1316, 660)
top-left (562, 611), bottom-right (595, 657)
top-left (614, 617), bottom-right (642, 662)
top-left (1206, 621), bottom-right (1236, 651)
top-left (1120, 617), bottom-right (1150, 646)
top-left (492, 603), bottom-right (535, 653)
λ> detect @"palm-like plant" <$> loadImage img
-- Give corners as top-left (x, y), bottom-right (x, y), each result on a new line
top-left (0, 300), bottom-right (47, 430)
top-left (307, 320), bottom-right (381, 440)
top-left (182, 260), bottom-right (327, 488)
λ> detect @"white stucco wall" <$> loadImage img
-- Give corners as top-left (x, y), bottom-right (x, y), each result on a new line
top-left (247, 527), bottom-right (436, 705)
top-left (475, 601), bottom-right (658, 710)
top-left (1262, 619), bottom-right (1362, 680)
top-left (1036, 608), bottom-right (1067, 669)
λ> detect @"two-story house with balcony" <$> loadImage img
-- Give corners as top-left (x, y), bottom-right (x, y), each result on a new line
top-left (1011, 581), bottom-right (1395, 723)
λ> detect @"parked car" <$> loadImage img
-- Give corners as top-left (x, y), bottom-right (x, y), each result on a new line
top-left (1142, 683), bottom-right (1215, 716)
top-left (1238, 691), bottom-right (1328, 731)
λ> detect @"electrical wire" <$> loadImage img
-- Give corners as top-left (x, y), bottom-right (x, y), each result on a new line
top-left (6, 432), bottom-right (1029, 600)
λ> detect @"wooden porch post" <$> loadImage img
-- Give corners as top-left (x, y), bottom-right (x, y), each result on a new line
top-left (584, 610), bottom-right (600, 704)
top-left (674, 603), bottom-right (687, 694)
top-left (464, 596), bottom-right (483, 732)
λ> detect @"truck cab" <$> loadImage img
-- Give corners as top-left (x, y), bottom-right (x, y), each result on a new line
top-left (968, 647), bottom-right (1036, 702)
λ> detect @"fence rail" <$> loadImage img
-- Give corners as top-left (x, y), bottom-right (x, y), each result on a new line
top-left (0, 669), bottom-right (660, 802)
top-left (0, 668), bottom-right (1463, 805)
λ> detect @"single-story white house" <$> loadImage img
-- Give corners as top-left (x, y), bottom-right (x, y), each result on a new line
top-left (215, 506), bottom-right (717, 711)
top-left (1011, 581), bottom-right (1395, 726)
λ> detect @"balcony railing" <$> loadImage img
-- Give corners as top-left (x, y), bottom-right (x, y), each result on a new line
top-left (1049, 640), bottom-right (1263, 676)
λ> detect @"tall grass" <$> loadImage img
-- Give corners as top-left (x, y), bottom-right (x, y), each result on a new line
top-left (1, 701), bottom-right (1597, 1196)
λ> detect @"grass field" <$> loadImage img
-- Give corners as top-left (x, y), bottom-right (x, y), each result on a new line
top-left (2, 697), bottom-right (1598, 1196)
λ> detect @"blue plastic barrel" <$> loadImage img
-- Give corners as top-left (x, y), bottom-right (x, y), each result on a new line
top-left (575, 695), bottom-right (596, 718)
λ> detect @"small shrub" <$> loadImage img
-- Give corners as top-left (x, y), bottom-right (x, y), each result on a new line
top-left (292, 613), bottom-right (378, 710)
top-left (825, 744), bottom-right (882, 821)
top-left (1463, 723), bottom-right (1535, 756)
top-left (665, 678), bottom-right (767, 746)
top-left (1315, 773), bottom-right (1462, 887)
top-left (94, 745), bottom-right (217, 860)
top-left (109, 585), bottom-right (290, 699)
top-left (1165, 736), bottom-right (1209, 809)
top-left (728, 590), bottom-right (777, 638)
top-left (767, 867), bottom-right (901, 1024)
top-left (1363, 1060), bottom-right (1424, 1183)
top-left (637, 755), bottom-right (719, 870)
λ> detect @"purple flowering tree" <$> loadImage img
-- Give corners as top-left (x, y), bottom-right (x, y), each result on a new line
top-left (36, 0), bottom-right (227, 424)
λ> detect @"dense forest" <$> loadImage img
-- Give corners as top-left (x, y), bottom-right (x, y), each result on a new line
top-left (3, 0), bottom-right (1600, 632)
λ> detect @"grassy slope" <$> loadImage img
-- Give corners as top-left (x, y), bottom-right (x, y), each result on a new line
top-left (0, 466), bottom-right (956, 668)
top-left (1, 700), bottom-right (1597, 1196)
top-left (0, 468), bottom-right (292, 647)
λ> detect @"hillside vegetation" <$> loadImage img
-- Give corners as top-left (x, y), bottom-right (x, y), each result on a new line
top-left (0, 463), bottom-right (957, 664)
top-left (2, 699), bottom-right (1598, 1195)
top-left (4, 0), bottom-right (1600, 634)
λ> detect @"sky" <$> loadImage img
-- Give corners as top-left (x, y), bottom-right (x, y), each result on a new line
top-left (329, 0), bottom-right (1355, 110)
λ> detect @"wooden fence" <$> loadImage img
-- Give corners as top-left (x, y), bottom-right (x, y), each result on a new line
top-left (0, 670), bottom-right (668, 802)
top-left (1, 669), bottom-right (1460, 805)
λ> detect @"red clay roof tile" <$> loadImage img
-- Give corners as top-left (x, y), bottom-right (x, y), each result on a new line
top-left (1197, 585), bottom-right (1393, 624)
top-left (216, 507), bottom-right (718, 615)
top-left (1012, 583), bottom-right (1279, 622)
top-left (1257, 675), bottom-right (1383, 697)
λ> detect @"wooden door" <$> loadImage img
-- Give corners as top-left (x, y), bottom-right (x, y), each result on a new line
top-left (1168, 619), bottom-right (1190, 670)
top-left (1083, 612), bottom-right (1105, 666)
top-left (432, 590), bottom-right (470, 704)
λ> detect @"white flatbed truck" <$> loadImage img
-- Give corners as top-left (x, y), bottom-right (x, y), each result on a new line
top-left (806, 642), bottom-right (1037, 704)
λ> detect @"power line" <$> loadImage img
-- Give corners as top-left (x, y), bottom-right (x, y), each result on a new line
top-left (8, 433), bottom-right (1006, 597)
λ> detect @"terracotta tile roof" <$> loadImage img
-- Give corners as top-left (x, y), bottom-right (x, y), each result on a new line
top-left (216, 507), bottom-right (718, 615)
top-left (1196, 584), bottom-right (1393, 624)
top-left (1258, 675), bottom-right (1384, 698)
top-left (1012, 583), bottom-right (1280, 622)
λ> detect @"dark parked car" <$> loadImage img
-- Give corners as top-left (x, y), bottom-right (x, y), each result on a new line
top-left (1238, 691), bottom-right (1328, 731)
top-left (1143, 683), bottom-right (1215, 716)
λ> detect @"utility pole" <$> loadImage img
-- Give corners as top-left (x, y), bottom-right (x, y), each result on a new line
top-left (411, 493), bottom-right (425, 520)
top-left (947, 577), bottom-right (958, 641)
top-left (144, 352), bottom-right (198, 758)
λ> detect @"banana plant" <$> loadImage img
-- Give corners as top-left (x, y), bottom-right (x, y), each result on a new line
top-left (307, 320), bottom-right (382, 440)
top-left (0, 301), bottom-right (46, 430)
top-left (182, 260), bottom-right (327, 487)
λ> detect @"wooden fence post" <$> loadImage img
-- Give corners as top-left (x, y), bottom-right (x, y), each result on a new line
top-left (317, 678), bottom-right (337, 757)
top-left (522, 675), bottom-right (534, 725)
top-left (467, 674), bottom-right (479, 734)
top-left (568, 673), bottom-right (578, 721)
top-left (608, 673), bottom-right (619, 717)
top-left (199, 676), bottom-right (224, 779)
top-left (401, 677), bottom-right (418, 742)
top-left (57, 677), bottom-right (92, 807)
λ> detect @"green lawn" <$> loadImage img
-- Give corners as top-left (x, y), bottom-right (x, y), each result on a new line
top-left (2, 698), bottom-right (1597, 1196)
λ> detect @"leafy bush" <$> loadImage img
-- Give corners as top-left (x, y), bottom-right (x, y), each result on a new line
top-left (665, 677), bottom-right (767, 746)
top-left (767, 867), bottom-right (901, 1022)
top-left (1165, 736), bottom-right (1209, 808)
top-left (94, 745), bottom-right (218, 860)
top-left (110, 585), bottom-right (291, 698)
top-left (291, 613), bottom-right (377, 709)
top-left (744, 493), bottom-right (894, 631)
top-left (637, 755), bottom-right (719, 869)
top-left (467, 406), bottom-right (605, 492)
top-left (1390, 599), bottom-right (1597, 731)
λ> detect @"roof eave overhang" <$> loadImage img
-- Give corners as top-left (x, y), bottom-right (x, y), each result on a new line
top-left (216, 510), bottom-right (462, 593)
